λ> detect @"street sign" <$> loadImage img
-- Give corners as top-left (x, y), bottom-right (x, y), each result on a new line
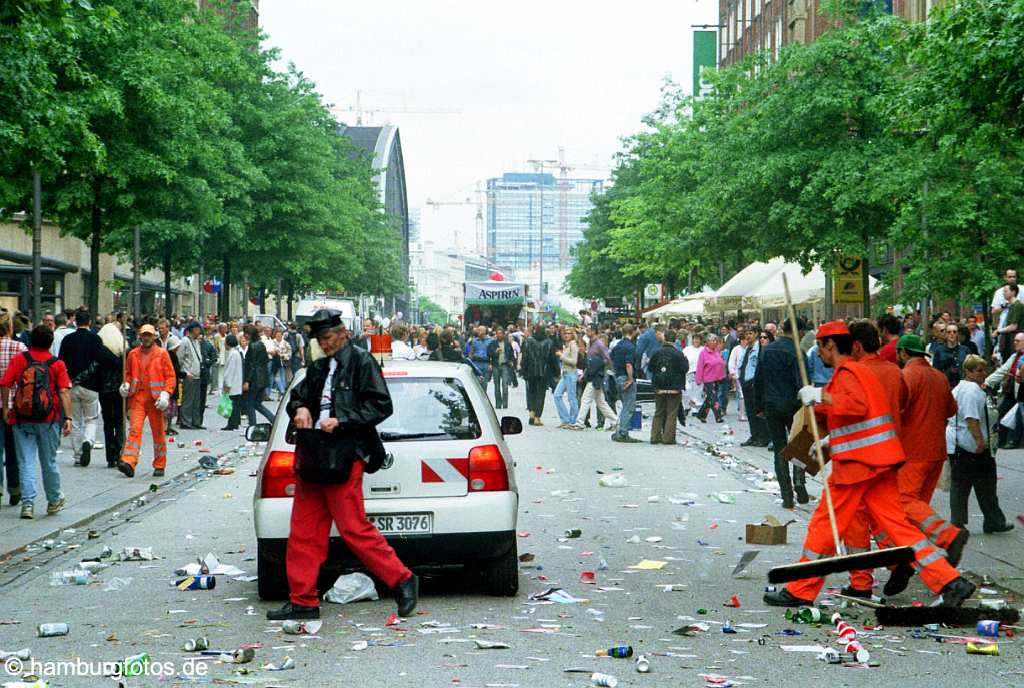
top-left (833, 257), bottom-right (864, 304)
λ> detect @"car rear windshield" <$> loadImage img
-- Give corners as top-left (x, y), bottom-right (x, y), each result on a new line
top-left (377, 377), bottom-right (481, 441)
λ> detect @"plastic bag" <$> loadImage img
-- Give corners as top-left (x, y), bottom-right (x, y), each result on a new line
top-left (323, 572), bottom-right (379, 604)
top-left (217, 394), bottom-right (233, 419)
top-left (1000, 402), bottom-right (1019, 430)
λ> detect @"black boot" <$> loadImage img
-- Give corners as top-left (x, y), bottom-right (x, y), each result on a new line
top-left (764, 588), bottom-right (813, 607)
top-left (945, 529), bottom-right (969, 568)
top-left (883, 564), bottom-right (914, 596)
top-left (117, 461), bottom-right (135, 478)
top-left (394, 574), bottom-right (419, 617)
top-left (940, 577), bottom-right (976, 607)
top-left (267, 602), bottom-right (320, 621)
top-left (839, 585), bottom-right (873, 599)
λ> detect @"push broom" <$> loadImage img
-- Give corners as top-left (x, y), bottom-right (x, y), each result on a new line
top-left (767, 274), bottom-right (914, 584)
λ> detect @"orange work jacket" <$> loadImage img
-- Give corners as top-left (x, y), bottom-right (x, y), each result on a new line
top-left (900, 357), bottom-right (958, 462)
top-left (124, 345), bottom-right (176, 401)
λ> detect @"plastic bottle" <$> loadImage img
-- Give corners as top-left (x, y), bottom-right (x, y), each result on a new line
top-left (121, 653), bottom-right (150, 677)
top-left (37, 623), bottom-right (69, 637)
top-left (635, 655), bottom-right (650, 673)
top-left (174, 575), bottom-right (216, 590)
top-left (595, 645), bottom-right (633, 658)
top-left (590, 672), bottom-right (619, 687)
top-left (785, 606), bottom-right (822, 623)
top-left (50, 570), bottom-right (89, 586)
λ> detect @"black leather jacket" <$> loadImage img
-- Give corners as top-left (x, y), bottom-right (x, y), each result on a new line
top-left (286, 343), bottom-right (393, 472)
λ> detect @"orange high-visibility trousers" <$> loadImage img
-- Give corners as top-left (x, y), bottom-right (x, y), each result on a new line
top-left (877, 460), bottom-right (960, 549)
top-left (121, 396), bottom-right (167, 470)
top-left (787, 468), bottom-right (959, 602)
top-left (842, 508), bottom-right (875, 592)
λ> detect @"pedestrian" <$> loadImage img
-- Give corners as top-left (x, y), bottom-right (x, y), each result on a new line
top-left (879, 334), bottom-right (968, 597)
top-left (966, 315), bottom-right (986, 357)
top-left (573, 333), bottom-right (617, 431)
top-left (993, 283), bottom-right (1024, 364)
top-left (694, 333), bottom-right (727, 424)
top-left (930, 321), bottom-right (971, 388)
top-left (268, 310), bottom-right (417, 621)
top-left (221, 334), bottom-right (244, 431)
top-left (389, 324), bottom-right (417, 361)
top-left (200, 329), bottom-right (218, 406)
top-left (986, 332), bottom-right (1024, 449)
top-left (739, 328), bottom-right (770, 447)
top-left (990, 268), bottom-right (1017, 360)
top-left (57, 308), bottom-right (120, 467)
top-left (948, 354), bottom-right (1015, 534)
top-left (50, 311), bottom-right (74, 356)
top-left (0, 324), bottom-right (73, 519)
top-left (610, 323), bottom-right (640, 443)
top-left (272, 329), bottom-right (294, 390)
top-left (118, 324), bottom-right (176, 478)
top-left (682, 331), bottom-right (704, 420)
top-left (753, 318), bottom-right (808, 509)
top-left (487, 327), bottom-right (515, 409)
top-left (648, 328), bottom-right (687, 445)
top-left (552, 327), bottom-right (581, 428)
top-left (521, 324), bottom-right (554, 426)
top-left (97, 321), bottom-right (126, 468)
top-left (242, 324), bottom-right (275, 427)
top-left (0, 313), bottom-right (27, 506)
top-left (727, 325), bottom-right (748, 422)
top-left (429, 330), bottom-right (463, 363)
top-left (764, 321), bottom-right (975, 609)
top-left (635, 322), bottom-right (659, 379)
top-left (210, 323), bottom-right (227, 393)
top-left (286, 322), bottom-right (305, 379)
top-left (877, 314), bottom-right (902, 363)
top-left (176, 322), bottom-right (204, 430)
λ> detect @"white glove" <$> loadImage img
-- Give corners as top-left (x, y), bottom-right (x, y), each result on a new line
top-left (798, 385), bottom-right (822, 406)
top-left (119, 382), bottom-right (131, 398)
top-left (154, 391), bottom-right (170, 411)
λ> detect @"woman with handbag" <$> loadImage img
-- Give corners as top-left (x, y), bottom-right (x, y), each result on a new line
top-left (947, 355), bottom-right (1014, 534)
top-left (220, 335), bottom-right (244, 431)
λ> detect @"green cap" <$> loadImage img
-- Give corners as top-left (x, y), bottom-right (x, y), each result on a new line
top-left (896, 333), bottom-right (929, 356)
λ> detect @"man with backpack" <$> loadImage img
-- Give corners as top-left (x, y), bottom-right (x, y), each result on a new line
top-left (648, 328), bottom-right (689, 445)
top-left (0, 324), bottom-right (73, 519)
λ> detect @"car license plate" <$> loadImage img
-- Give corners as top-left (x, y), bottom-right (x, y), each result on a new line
top-left (369, 513), bottom-right (432, 535)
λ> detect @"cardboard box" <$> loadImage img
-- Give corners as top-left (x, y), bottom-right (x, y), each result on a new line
top-left (746, 516), bottom-right (790, 545)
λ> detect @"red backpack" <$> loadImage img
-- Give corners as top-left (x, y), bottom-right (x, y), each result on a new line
top-left (14, 352), bottom-right (58, 422)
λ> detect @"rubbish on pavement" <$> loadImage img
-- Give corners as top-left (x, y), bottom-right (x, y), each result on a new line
top-left (745, 516), bottom-right (790, 545)
top-left (231, 647), bottom-right (256, 664)
top-left (976, 620), bottom-right (1000, 637)
top-left (49, 571), bottom-right (89, 586)
top-left (875, 604), bottom-right (1019, 626)
top-left (103, 577), bottom-right (133, 592)
top-left (635, 654), bottom-right (650, 673)
top-left (183, 637), bottom-right (210, 652)
top-left (1, 681), bottom-right (47, 688)
top-left (780, 644), bottom-right (830, 653)
top-left (474, 640), bottom-right (511, 649)
top-left (76, 561), bottom-right (107, 573)
top-left (324, 572), bottom-right (379, 603)
top-left (785, 607), bottom-right (822, 624)
top-left (564, 528), bottom-right (582, 538)
top-left (119, 653), bottom-right (150, 677)
top-left (722, 621), bottom-right (736, 634)
top-left (731, 550), bottom-right (760, 577)
top-left (594, 646), bottom-right (632, 658)
top-left (351, 641), bottom-right (369, 651)
top-left (844, 640), bottom-right (870, 662)
top-left (598, 474), bottom-right (627, 488)
top-left (626, 535), bottom-right (641, 544)
top-left (0, 649), bottom-right (31, 661)
top-left (980, 599), bottom-right (1007, 610)
top-left (590, 672), bottom-right (618, 687)
top-left (725, 595), bottom-right (741, 608)
top-left (580, 571), bottom-right (596, 584)
top-left (118, 547), bottom-right (155, 561)
top-left (37, 623), bottom-right (69, 638)
top-left (708, 492), bottom-right (735, 504)
top-left (966, 642), bottom-right (999, 656)
top-left (281, 619), bottom-right (322, 635)
top-left (672, 623), bottom-right (709, 636)
top-left (628, 560), bottom-right (667, 570)
top-left (644, 536), bottom-right (663, 543)
top-left (264, 656), bottom-right (295, 671)
top-left (660, 584), bottom-right (686, 592)
top-left (175, 576), bottom-right (216, 591)
top-left (818, 647), bottom-right (840, 663)
top-left (198, 455), bottom-right (219, 469)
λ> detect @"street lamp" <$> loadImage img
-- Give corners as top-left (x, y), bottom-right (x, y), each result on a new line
top-left (527, 158), bottom-right (558, 317)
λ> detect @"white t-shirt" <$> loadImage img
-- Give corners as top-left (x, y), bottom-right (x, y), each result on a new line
top-left (993, 287), bottom-right (1009, 328)
top-left (728, 343), bottom-right (747, 377)
top-left (946, 379), bottom-right (994, 454)
top-left (316, 357), bottom-right (337, 428)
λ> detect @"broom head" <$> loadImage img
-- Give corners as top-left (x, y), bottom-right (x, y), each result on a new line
top-left (876, 605), bottom-right (1020, 626)
top-left (768, 546), bottom-right (915, 584)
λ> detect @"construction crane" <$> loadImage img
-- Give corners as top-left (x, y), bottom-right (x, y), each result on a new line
top-left (548, 147), bottom-right (611, 269)
top-left (425, 183), bottom-right (486, 256)
top-left (330, 89), bottom-right (461, 125)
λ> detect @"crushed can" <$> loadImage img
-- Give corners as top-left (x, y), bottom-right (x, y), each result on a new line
top-left (38, 623), bottom-right (69, 637)
top-left (976, 620), bottom-right (1000, 638)
top-left (635, 654), bottom-right (650, 673)
top-left (591, 672), bottom-right (619, 687)
top-left (966, 642), bottom-right (998, 656)
top-left (175, 575), bottom-right (216, 590)
top-left (183, 637), bottom-right (210, 652)
top-left (844, 640), bottom-right (870, 663)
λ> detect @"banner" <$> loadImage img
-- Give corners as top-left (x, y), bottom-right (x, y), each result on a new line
top-left (693, 31), bottom-right (717, 99)
top-left (833, 257), bottom-right (864, 304)
top-left (464, 282), bottom-right (525, 306)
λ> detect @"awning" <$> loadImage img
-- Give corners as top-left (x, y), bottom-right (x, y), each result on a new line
top-left (644, 291), bottom-right (713, 319)
top-left (710, 259), bottom-right (878, 311)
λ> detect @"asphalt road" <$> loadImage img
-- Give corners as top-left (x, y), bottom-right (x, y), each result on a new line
top-left (0, 385), bottom-right (1021, 688)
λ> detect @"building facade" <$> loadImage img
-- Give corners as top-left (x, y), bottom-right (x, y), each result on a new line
top-left (197, 0), bottom-right (259, 31)
top-left (486, 172), bottom-right (603, 276)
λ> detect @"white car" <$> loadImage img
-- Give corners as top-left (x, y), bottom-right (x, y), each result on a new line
top-left (250, 360), bottom-right (521, 600)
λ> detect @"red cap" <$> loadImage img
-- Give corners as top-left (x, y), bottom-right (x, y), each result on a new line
top-left (816, 320), bottom-right (850, 338)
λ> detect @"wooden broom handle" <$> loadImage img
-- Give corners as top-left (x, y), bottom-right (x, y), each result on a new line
top-left (782, 273), bottom-right (843, 556)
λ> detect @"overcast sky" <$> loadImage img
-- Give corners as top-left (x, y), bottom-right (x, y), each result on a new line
top-left (260, 1), bottom-right (718, 252)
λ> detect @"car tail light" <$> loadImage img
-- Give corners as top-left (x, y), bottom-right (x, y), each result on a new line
top-left (262, 451), bottom-right (296, 498)
top-left (468, 444), bottom-right (509, 492)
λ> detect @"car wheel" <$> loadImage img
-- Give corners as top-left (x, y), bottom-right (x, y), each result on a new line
top-left (257, 540), bottom-right (289, 601)
top-left (479, 546), bottom-right (519, 597)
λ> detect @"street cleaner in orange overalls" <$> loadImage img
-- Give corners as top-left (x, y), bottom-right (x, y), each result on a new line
top-left (118, 324), bottom-right (176, 479)
top-left (763, 321), bottom-right (975, 608)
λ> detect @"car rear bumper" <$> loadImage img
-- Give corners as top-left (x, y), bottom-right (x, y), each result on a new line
top-left (258, 529), bottom-right (517, 569)
top-left (254, 491), bottom-right (519, 540)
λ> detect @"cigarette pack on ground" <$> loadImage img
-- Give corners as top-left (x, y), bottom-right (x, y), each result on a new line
top-left (746, 515), bottom-right (791, 545)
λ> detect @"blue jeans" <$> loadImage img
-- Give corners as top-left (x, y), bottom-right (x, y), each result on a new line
top-left (615, 374), bottom-right (638, 436)
top-left (14, 422), bottom-right (62, 507)
top-left (553, 370), bottom-right (580, 425)
top-left (473, 361), bottom-right (491, 393)
top-left (247, 386), bottom-right (276, 427)
top-left (271, 366), bottom-right (287, 395)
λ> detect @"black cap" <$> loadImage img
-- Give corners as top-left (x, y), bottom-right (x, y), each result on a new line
top-left (306, 309), bottom-right (344, 337)
top-left (186, 321), bottom-right (202, 331)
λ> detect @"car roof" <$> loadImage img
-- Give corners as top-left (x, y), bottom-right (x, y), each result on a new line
top-left (377, 360), bottom-right (474, 377)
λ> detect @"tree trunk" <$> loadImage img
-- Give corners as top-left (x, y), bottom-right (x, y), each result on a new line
top-left (286, 281), bottom-right (294, 321)
top-left (88, 178), bottom-right (102, 316)
top-left (275, 278), bottom-right (283, 319)
top-left (163, 245), bottom-right (172, 316)
top-left (861, 255), bottom-right (871, 319)
top-left (219, 255), bottom-right (231, 321)
top-left (31, 168), bottom-right (42, 322)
